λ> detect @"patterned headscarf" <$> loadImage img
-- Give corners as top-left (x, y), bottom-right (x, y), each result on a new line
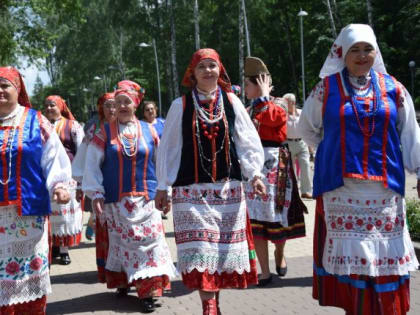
top-left (97, 92), bottom-right (115, 121)
top-left (319, 24), bottom-right (386, 79)
top-left (0, 66), bottom-right (32, 108)
top-left (46, 95), bottom-right (75, 120)
top-left (181, 48), bottom-right (231, 92)
top-left (115, 80), bottom-right (145, 107)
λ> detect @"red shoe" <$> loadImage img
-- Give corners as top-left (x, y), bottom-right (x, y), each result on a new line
top-left (202, 298), bottom-right (218, 315)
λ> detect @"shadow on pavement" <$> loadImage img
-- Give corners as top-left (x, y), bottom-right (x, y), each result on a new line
top-left (47, 292), bottom-right (148, 314)
top-left (51, 270), bottom-right (98, 285)
top-left (163, 279), bottom-right (193, 298)
top-left (72, 241), bottom-right (97, 249)
top-left (165, 231), bottom-right (175, 238)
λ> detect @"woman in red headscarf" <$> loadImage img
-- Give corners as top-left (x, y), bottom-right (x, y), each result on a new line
top-left (0, 67), bottom-right (71, 314)
top-left (83, 80), bottom-right (176, 313)
top-left (155, 48), bottom-right (266, 315)
top-left (72, 92), bottom-right (116, 280)
top-left (44, 95), bottom-right (85, 265)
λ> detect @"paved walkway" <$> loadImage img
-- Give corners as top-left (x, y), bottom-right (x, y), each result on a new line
top-left (47, 173), bottom-right (420, 314)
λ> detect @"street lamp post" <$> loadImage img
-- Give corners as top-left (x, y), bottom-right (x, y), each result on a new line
top-left (298, 9), bottom-right (308, 105)
top-left (139, 40), bottom-right (162, 117)
top-left (241, 0), bottom-right (251, 57)
top-left (409, 61), bottom-right (416, 99)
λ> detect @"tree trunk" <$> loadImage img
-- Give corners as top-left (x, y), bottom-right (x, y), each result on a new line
top-left (194, 0), bottom-right (200, 50)
top-left (169, 0), bottom-right (179, 98)
top-left (366, 0), bottom-right (374, 28)
top-left (325, 0), bottom-right (337, 38)
top-left (238, 1), bottom-right (245, 102)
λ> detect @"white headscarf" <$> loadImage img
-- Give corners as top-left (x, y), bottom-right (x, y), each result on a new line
top-left (319, 24), bottom-right (387, 79)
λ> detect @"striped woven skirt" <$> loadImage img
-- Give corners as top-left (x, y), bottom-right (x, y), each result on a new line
top-left (246, 146), bottom-right (307, 243)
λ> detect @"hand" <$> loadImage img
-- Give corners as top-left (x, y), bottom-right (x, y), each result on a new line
top-left (155, 190), bottom-right (172, 214)
top-left (76, 188), bottom-right (83, 202)
top-left (252, 118), bottom-right (259, 129)
top-left (256, 74), bottom-right (273, 98)
top-left (252, 177), bottom-right (266, 197)
top-left (53, 188), bottom-right (70, 204)
top-left (417, 180), bottom-right (420, 198)
top-left (93, 198), bottom-right (104, 216)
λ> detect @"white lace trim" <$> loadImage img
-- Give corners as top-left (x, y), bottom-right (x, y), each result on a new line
top-left (177, 247), bottom-right (251, 275)
top-left (172, 181), bottom-right (251, 275)
top-left (322, 179), bottom-right (420, 276)
top-left (0, 271), bottom-right (51, 307)
top-left (128, 262), bottom-right (177, 283)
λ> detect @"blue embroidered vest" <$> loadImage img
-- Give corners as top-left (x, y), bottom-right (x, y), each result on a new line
top-left (313, 71), bottom-right (405, 197)
top-left (101, 120), bottom-right (158, 203)
top-left (0, 108), bottom-right (51, 216)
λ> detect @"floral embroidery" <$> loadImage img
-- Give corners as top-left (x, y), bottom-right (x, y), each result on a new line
top-left (0, 254), bottom-right (48, 280)
top-left (331, 43), bottom-right (342, 58)
top-left (0, 216), bottom-right (43, 239)
top-left (172, 186), bottom-right (243, 205)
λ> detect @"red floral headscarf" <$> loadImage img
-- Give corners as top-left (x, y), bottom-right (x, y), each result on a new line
top-left (0, 66), bottom-right (32, 108)
top-left (181, 48), bottom-right (231, 92)
top-left (46, 95), bottom-right (75, 120)
top-left (115, 80), bottom-right (145, 107)
top-left (97, 92), bottom-right (115, 121)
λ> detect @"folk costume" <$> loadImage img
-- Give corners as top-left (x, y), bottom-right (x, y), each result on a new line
top-left (46, 96), bottom-right (84, 259)
top-left (0, 67), bottom-right (71, 313)
top-left (82, 80), bottom-right (176, 301)
top-left (298, 24), bottom-right (420, 315)
top-left (244, 57), bottom-right (307, 245)
top-left (72, 92), bottom-right (114, 280)
top-left (156, 49), bottom-right (264, 313)
top-left (151, 117), bottom-right (165, 139)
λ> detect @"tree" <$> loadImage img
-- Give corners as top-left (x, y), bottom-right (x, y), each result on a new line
top-left (366, 0), bottom-right (374, 28)
top-left (194, 0), bottom-right (200, 50)
top-left (169, 0), bottom-right (180, 98)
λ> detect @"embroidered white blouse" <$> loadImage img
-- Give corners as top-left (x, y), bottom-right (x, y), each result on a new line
top-left (156, 91), bottom-right (264, 191)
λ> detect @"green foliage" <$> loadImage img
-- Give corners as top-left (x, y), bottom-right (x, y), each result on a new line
top-left (406, 198), bottom-right (420, 241)
top-left (3, 0), bottom-right (420, 121)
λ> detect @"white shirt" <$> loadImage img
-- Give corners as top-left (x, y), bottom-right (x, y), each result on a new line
top-left (156, 91), bottom-right (265, 191)
top-left (286, 108), bottom-right (302, 139)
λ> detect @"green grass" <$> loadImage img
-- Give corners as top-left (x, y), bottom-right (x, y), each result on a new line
top-left (406, 198), bottom-right (420, 241)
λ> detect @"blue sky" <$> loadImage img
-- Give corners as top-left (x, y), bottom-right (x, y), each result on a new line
top-left (19, 59), bottom-right (50, 96)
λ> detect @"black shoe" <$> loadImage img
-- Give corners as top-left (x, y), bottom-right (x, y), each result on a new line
top-left (257, 275), bottom-right (273, 287)
top-left (52, 246), bottom-right (60, 258)
top-left (276, 265), bottom-right (287, 277)
top-left (116, 288), bottom-right (129, 297)
top-left (140, 297), bottom-right (156, 313)
top-left (59, 253), bottom-right (71, 265)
